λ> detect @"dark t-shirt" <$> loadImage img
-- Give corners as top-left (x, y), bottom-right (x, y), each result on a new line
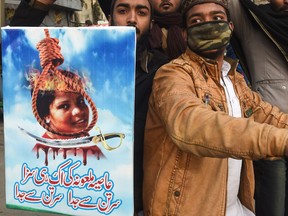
top-left (134, 49), bottom-right (169, 212)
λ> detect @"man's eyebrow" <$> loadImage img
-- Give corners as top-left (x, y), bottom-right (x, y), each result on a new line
top-left (115, 3), bottom-right (130, 8)
top-left (210, 10), bottom-right (226, 15)
top-left (115, 3), bottom-right (150, 11)
top-left (188, 12), bottom-right (202, 18)
top-left (188, 10), bottom-right (226, 18)
top-left (135, 4), bottom-right (150, 11)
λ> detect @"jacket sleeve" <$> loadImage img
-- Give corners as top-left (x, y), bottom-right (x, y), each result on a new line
top-left (150, 61), bottom-right (288, 159)
top-left (240, 73), bottom-right (288, 129)
top-left (228, 0), bottom-right (255, 82)
top-left (228, 0), bottom-right (254, 39)
top-left (9, 0), bottom-right (48, 26)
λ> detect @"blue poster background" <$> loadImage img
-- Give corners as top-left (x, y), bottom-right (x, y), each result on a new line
top-left (1, 27), bottom-right (136, 216)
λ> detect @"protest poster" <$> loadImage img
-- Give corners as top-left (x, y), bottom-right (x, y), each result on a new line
top-left (1, 26), bottom-right (136, 216)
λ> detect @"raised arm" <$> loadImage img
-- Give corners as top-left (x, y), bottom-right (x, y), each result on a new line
top-left (9, 0), bottom-right (56, 26)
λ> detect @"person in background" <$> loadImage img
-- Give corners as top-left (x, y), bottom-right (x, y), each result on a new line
top-left (10, 0), bottom-right (169, 214)
top-left (98, 0), bottom-right (186, 60)
top-left (148, 0), bottom-right (186, 59)
top-left (85, 19), bottom-right (93, 26)
top-left (143, 0), bottom-right (288, 215)
top-left (228, 0), bottom-right (288, 215)
top-left (108, 0), bottom-right (169, 214)
top-left (9, 0), bottom-right (54, 26)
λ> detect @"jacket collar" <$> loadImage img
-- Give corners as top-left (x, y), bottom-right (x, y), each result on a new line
top-left (183, 48), bottom-right (239, 81)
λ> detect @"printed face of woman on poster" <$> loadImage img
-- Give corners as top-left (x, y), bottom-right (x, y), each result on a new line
top-left (30, 70), bottom-right (105, 166)
top-left (37, 90), bottom-right (89, 138)
top-left (32, 70), bottom-right (94, 139)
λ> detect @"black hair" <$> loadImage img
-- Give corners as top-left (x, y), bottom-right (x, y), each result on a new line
top-left (36, 90), bottom-right (55, 119)
top-left (31, 70), bottom-right (82, 119)
top-left (85, 20), bottom-right (93, 26)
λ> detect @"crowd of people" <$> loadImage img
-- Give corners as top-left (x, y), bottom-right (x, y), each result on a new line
top-left (9, 0), bottom-right (288, 215)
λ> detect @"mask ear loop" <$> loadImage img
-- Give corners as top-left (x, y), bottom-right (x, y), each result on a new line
top-left (31, 29), bottom-right (98, 137)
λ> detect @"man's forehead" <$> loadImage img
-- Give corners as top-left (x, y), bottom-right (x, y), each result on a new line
top-left (114, 0), bottom-right (151, 8)
top-left (182, 0), bottom-right (228, 14)
top-left (188, 3), bottom-right (227, 15)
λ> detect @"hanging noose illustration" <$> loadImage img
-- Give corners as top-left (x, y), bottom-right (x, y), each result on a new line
top-left (31, 29), bottom-right (98, 137)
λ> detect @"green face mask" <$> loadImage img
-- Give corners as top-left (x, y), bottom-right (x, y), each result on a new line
top-left (187, 20), bottom-right (232, 53)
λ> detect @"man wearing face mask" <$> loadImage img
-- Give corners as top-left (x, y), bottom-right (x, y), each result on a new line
top-left (143, 0), bottom-right (288, 215)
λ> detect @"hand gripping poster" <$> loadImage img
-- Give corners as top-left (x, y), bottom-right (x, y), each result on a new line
top-left (1, 26), bottom-right (136, 216)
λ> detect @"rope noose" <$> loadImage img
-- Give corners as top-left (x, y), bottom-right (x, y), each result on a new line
top-left (31, 29), bottom-right (98, 137)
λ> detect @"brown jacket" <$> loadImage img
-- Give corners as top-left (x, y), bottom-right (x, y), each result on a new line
top-left (143, 48), bottom-right (288, 216)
